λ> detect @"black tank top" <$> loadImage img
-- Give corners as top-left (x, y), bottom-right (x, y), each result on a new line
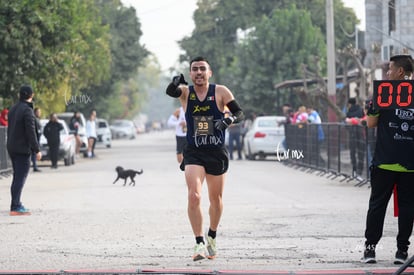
top-left (372, 108), bottom-right (414, 169)
top-left (185, 84), bottom-right (225, 149)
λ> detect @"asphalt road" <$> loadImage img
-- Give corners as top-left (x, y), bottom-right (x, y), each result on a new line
top-left (0, 130), bottom-right (407, 273)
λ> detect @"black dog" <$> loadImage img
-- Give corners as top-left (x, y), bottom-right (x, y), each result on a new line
top-left (113, 166), bottom-right (143, 186)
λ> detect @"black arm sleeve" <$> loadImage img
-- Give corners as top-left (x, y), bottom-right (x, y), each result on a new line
top-left (227, 100), bottom-right (245, 123)
top-left (166, 82), bottom-right (182, 98)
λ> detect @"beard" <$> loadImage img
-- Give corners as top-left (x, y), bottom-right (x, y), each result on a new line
top-left (193, 77), bottom-right (206, 87)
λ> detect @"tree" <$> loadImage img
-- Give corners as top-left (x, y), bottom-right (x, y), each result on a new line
top-left (0, 0), bottom-right (149, 120)
top-left (0, 0), bottom-right (111, 111)
top-left (74, 0), bottom-right (149, 117)
top-left (231, 7), bottom-right (326, 114)
top-left (178, 0), bottom-right (360, 115)
top-left (179, 0), bottom-right (357, 72)
top-left (139, 56), bottom-right (175, 123)
top-left (178, 0), bottom-right (284, 83)
top-left (38, 0), bottom-right (112, 115)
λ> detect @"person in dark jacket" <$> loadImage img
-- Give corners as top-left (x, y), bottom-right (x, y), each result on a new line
top-left (43, 113), bottom-right (63, 169)
top-left (31, 107), bottom-right (42, 172)
top-left (345, 97), bottom-right (365, 177)
top-left (7, 85), bottom-right (42, 216)
top-left (363, 54), bottom-right (414, 265)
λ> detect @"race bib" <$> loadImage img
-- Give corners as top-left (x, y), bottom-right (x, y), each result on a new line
top-left (193, 116), bottom-right (214, 135)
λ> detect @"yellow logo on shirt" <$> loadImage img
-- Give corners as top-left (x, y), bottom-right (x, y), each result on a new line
top-left (193, 105), bottom-right (210, 114)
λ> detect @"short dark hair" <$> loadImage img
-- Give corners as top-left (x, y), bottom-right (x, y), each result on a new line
top-left (190, 56), bottom-right (210, 68)
top-left (348, 97), bottom-right (356, 105)
top-left (19, 85), bottom-right (33, 100)
top-left (390, 54), bottom-right (414, 73)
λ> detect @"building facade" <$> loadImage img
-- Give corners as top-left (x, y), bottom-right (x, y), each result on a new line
top-left (365, 0), bottom-right (414, 68)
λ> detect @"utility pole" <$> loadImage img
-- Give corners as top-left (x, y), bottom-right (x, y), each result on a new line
top-left (355, 26), bottom-right (358, 50)
top-left (326, 0), bottom-right (336, 122)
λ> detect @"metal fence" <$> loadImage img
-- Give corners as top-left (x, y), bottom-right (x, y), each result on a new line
top-left (284, 123), bottom-right (376, 186)
top-left (0, 126), bottom-right (12, 177)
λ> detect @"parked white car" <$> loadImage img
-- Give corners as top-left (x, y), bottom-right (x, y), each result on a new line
top-left (39, 119), bottom-right (76, 166)
top-left (56, 112), bottom-right (88, 154)
top-left (96, 118), bottom-right (112, 148)
top-left (243, 116), bottom-right (286, 160)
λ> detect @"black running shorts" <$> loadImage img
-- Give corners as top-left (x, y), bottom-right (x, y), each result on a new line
top-left (181, 145), bottom-right (229, 175)
top-left (176, 136), bottom-right (187, 154)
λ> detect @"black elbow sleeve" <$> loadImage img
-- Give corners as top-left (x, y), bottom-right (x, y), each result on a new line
top-left (166, 83), bottom-right (182, 98)
top-left (227, 100), bottom-right (244, 123)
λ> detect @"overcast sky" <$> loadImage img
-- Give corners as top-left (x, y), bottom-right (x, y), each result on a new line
top-left (121, 0), bottom-right (365, 72)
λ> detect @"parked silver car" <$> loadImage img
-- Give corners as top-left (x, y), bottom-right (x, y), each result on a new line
top-left (110, 119), bottom-right (137, 139)
top-left (243, 116), bottom-right (286, 160)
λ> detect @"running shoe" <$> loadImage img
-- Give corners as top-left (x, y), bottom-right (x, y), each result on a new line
top-left (192, 243), bottom-right (206, 261)
top-left (206, 235), bottom-right (217, 259)
top-left (362, 248), bottom-right (376, 264)
top-left (394, 250), bottom-right (408, 265)
top-left (10, 206), bottom-right (31, 216)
